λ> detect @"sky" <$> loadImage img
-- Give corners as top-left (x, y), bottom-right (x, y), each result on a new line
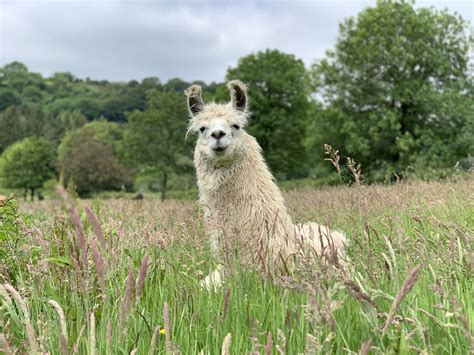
top-left (0, 0), bottom-right (472, 83)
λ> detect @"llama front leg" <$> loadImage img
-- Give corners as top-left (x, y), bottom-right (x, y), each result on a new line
top-left (201, 264), bottom-right (224, 290)
top-left (200, 228), bottom-right (225, 289)
top-left (200, 206), bottom-right (225, 289)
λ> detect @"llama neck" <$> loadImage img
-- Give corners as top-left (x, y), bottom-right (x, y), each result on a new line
top-left (195, 133), bottom-right (292, 224)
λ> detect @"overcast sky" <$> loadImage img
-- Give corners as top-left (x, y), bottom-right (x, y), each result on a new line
top-left (0, 0), bottom-right (472, 83)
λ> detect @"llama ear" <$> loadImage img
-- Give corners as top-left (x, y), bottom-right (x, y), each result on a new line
top-left (184, 84), bottom-right (204, 116)
top-left (227, 80), bottom-right (247, 112)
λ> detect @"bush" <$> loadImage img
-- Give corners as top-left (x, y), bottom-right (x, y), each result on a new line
top-left (58, 128), bottom-right (131, 196)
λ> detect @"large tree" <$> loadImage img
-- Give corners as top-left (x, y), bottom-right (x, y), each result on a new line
top-left (310, 0), bottom-right (473, 180)
top-left (123, 90), bottom-right (193, 201)
top-left (0, 137), bottom-right (55, 200)
top-left (226, 49), bottom-right (312, 179)
top-left (58, 123), bottom-right (131, 195)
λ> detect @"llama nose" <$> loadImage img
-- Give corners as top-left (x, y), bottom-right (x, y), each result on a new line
top-left (211, 130), bottom-right (226, 139)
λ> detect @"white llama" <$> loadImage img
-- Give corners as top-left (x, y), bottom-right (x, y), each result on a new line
top-left (185, 80), bottom-right (347, 287)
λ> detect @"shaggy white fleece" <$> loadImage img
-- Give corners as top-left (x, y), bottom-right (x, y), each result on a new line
top-left (185, 80), bottom-right (346, 288)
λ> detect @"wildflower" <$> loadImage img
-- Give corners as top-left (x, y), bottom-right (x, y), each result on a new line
top-left (160, 328), bottom-right (166, 335)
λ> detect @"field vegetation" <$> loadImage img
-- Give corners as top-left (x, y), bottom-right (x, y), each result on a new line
top-left (1, 176), bottom-right (473, 353)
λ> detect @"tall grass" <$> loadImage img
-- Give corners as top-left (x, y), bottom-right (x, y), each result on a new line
top-left (1, 176), bottom-right (473, 353)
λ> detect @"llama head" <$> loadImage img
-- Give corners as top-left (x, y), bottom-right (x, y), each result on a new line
top-left (185, 80), bottom-right (249, 165)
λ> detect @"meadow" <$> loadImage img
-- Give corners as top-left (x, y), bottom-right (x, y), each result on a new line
top-left (1, 176), bottom-right (473, 354)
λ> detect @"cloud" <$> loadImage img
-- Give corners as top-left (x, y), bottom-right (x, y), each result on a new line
top-left (0, 0), bottom-right (472, 83)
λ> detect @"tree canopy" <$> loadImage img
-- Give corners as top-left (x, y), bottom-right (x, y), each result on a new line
top-left (226, 49), bottom-right (312, 179)
top-left (123, 90), bottom-right (194, 200)
top-left (58, 124), bottom-right (131, 195)
top-left (309, 0), bottom-right (473, 180)
top-left (0, 137), bottom-right (55, 200)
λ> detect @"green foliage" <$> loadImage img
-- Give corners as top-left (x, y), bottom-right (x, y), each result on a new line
top-left (0, 107), bottom-right (24, 152)
top-left (82, 119), bottom-right (124, 154)
top-left (43, 110), bottom-right (87, 148)
top-left (0, 199), bottom-right (35, 284)
top-left (1, 179), bottom-right (473, 353)
top-left (310, 0), bottom-right (473, 180)
top-left (0, 104), bottom-right (86, 154)
top-left (1, 0), bottom-right (472, 191)
top-left (123, 90), bottom-right (194, 200)
top-left (0, 137), bottom-right (55, 198)
top-left (0, 61), bottom-right (44, 93)
top-left (226, 49), bottom-right (312, 179)
top-left (0, 87), bottom-right (20, 110)
top-left (58, 124), bottom-right (131, 195)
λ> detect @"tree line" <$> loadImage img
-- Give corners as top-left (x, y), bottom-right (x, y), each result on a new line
top-left (0, 0), bottom-right (472, 200)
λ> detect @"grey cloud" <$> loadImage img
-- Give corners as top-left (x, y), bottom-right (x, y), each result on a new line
top-left (0, 0), bottom-right (472, 83)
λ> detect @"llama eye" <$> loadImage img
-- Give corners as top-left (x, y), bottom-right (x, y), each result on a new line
top-left (232, 124), bottom-right (240, 130)
top-left (199, 127), bottom-right (206, 133)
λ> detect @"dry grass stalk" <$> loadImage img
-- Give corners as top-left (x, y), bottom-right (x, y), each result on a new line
top-left (163, 302), bottom-right (172, 354)
top-left (265, 331), bottom-right (273, 355)
top-left (57, 186), bottom-right (88, 271)
top-left (276, 329), bottom-right (286, 355)
top-left (130, 348), bottom-right (138, 355)
top-left (358, 339), bottom-right (372, 355)
top-left (119, 267), bottom-right (136, 332)
top-left (422, 327), bottom-right (430, 352)
top-left (73, 317), bottom-right (88, 353)
top-left (382, 265), bottom-right (421, 333)
top-left (324, 144), bottom-right (341, 176)
top-left (3, 284), bottom-right (38, 354)
top-left (304, 333), bottom-right (322, 354)
top-left (149, 325), bottom-right (161, 355)
top-left (343, 279), bottom-right (377, 309)
top-left (450, 297), bottom-right (473, 347)
top-left (136, 255), bottom-right (149, 299)
top-left (0, 333), bottom-right (14, 355)
top-left (221, 332), bottom-right (232, 355)
top-left (221, 288), bottom-right (231, 323)
top-left (363, 223), bottom-right (377, 285)
top-left (90, 312), bottom-right (96, 355)
top-left (106, 320), bottom-right (113, 355)
top-left (70, 254), bottom-right (87, 295)
top-left (346, 157), bottom-right (362, 186)
top-left (48, 300), bottom-right (68, 354)
top-left (90, 239), bottom-right (106, 294)
top-left (84, 203), bottom-right (107, 252)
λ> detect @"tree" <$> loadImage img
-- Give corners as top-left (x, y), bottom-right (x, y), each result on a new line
top-left (58, 126), bottom-right (131, 195)
top-left (0, 137), bottom-right (55, 200)
top-left (163, 78), bottom-right (190, 93)
top-left (0, 104), bottom-right (54, 153)
top-left (310, 0), bottom-right (473, 180)
top-left (226, 49), bottom-right (312, 179)
top-left (0, 88), bottom-right (20, 110)
top-left (80, 119), bottom-right (124, 154)
top-left (123, 90), bottom-right (193, 201)
top-left (0, 107), bottom-right (24, 152)
top-left (0, 61), bottom-right (45, 94)
top-left (43, 110), bottom-right (87, 148)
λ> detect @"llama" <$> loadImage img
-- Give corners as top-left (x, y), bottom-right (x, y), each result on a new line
top-left (185, 80), bottom-right (347, 287)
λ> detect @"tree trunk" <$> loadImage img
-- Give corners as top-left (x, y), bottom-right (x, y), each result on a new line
top-left (30, 188), bottom-right (35, 202)
top-left (160, 172), bottom-right (168, 202)
top-left (23, 189), bottom-right (27, 201)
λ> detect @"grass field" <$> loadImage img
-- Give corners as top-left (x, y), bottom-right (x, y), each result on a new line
top-left (1, 176), bottom-right (473, 354)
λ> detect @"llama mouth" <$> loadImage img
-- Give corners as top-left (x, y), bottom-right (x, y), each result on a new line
top-left (212, 146), bottom-right (227, 153)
